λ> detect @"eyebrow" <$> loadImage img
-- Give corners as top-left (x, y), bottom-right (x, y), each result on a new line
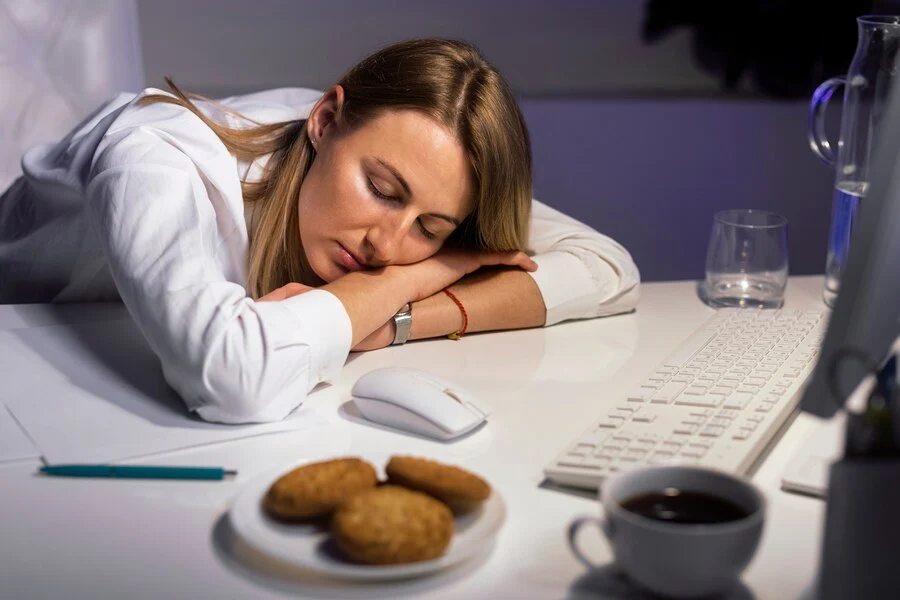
top-left (374, 157), bottom-right (462, 227)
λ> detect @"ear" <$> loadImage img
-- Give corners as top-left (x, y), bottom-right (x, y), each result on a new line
top-left (306, 85), bottom-right (345, 145)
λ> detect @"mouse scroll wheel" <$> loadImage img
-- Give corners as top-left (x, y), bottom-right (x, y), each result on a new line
top-left (443, 388), bottom-right (463, 403)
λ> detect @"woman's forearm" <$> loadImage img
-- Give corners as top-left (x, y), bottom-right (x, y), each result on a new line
top-left (410, 267), bottom-right (546, 340)
top-left (322, 268), bottom-right (413, 347)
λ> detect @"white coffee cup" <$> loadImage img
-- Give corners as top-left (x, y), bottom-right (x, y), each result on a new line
top-left (567, 466), bottom-right (766, 598)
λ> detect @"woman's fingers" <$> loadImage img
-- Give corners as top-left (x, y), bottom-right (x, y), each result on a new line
top-left (473, 250), bottom-right (538, 272)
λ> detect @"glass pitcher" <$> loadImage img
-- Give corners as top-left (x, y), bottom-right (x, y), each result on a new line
top-left (808, 15), bottom-right (900, 308)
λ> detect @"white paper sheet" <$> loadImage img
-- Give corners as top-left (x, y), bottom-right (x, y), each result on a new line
top-left (0, 318), bottom-right (330, 464)
top-left (781, 413), bottom-right (845, 498)
top-left (0, 402), bottom-right (41, 463)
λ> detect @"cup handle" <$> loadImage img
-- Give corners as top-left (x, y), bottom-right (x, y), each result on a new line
top-left (567, 514), bottom-right (614, 569)
top-left (808, 76), bottom-right (845, 166)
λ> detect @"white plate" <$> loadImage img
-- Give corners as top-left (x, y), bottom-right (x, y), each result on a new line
top-left (228, 456), bottom-right (506, 581)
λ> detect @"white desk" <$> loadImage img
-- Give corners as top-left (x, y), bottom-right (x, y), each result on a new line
top-left (0, 277), bottom-right (828, 599)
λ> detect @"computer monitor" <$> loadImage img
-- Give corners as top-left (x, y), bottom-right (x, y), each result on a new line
top-left (800, 78), bottom-right (900, 418)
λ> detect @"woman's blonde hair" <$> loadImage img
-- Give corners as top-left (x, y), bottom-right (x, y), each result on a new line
top-left (141, 38), bottom-right (532, 298)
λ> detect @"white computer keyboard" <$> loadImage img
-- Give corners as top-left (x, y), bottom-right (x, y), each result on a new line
top-left (544, 307), bottom-right (829, 489)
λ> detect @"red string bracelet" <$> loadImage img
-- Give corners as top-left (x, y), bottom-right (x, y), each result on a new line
top-left (442, 289), bottom-right (468, 340)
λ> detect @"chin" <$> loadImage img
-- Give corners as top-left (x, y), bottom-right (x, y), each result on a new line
top-left (307, 254), bottom-right (338, 283)
top-left (310, 262), bottom-right (336, 283)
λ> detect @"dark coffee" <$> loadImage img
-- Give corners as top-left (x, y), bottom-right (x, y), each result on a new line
top-left (620, 488), bottom-right (750, 525)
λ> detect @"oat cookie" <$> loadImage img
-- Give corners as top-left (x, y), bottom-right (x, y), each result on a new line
top-left (331, 485), bottom-right (454, 564)
top-left (385, 455), bottom-right (491, 509)
top-left (263, 457), bottom-right (378, 520)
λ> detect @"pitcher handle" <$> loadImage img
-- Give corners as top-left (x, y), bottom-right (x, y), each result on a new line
top-left (808, 76), bottom-right (846, 166)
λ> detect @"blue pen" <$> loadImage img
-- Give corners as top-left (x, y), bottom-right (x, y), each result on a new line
top-left (38, 464), bottom-right (237, 480)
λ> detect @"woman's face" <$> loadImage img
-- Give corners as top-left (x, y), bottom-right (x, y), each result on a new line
top-left (298, 92), bottom-right (475, 283)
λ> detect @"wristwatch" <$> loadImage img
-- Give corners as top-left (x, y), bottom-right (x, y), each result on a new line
top-left (391, 303), bottom-right (412, 345)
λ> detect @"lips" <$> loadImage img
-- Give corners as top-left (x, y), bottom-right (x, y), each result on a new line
top-left (337, 243), bottom-right (365, 271)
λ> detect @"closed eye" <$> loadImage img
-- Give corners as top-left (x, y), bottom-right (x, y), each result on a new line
top-left (367, 178), bottom-right (438, 240)
top-left (367, 177), bottom-right (399, 202)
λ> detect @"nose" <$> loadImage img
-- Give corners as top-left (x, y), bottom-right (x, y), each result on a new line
top-left (366, 213), bottom-right (412, 265)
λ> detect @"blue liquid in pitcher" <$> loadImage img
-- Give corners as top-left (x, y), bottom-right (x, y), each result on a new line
top-left (824, 181), bottom-right (866, 307)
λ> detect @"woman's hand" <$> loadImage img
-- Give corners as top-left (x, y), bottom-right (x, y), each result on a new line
top-left (257, 282), bottom-right (315, 302)
top-left (388, 249), bottom-right (537, 302)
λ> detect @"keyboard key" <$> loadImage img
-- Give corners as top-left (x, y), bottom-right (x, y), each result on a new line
top-left (621, 449), bottom-right (648, 461)
top-left (582, 456), bottom-right (612, 469)
top-left (681, 447), bottom-right (707, 458)
top-left (627, 387), bottom-right (657, 402)
top-left (661, 440), bottom-right (683, 452)
top-left (724, 392), bottom-right (754, 408)
top-left (630, 439), bottom-right (657, 451)
top-left (673, 424), bottom-right (699, 435)
top-left (595, 447), bottom-right (620, 459)
top-left (632, 413), bottom-right (657, 423)
top-left (558, 456), bottom-right (588, 467)
top-left (651, 382), bottom-right (687, 403)
top-left (700, 425), bottom-right (726, 437)
top-left (674, 394), bottom-right (724, 407)
top-left (689, 409), bottom-right (714, 417)
top-left (602, 440), bottom-right (626, 452)
top-left (581, 432), bottom-right (610, 446)
top-left (568, 443), bottom-right (595, 456)
top-left (596, 419), bottom-right (623, 429)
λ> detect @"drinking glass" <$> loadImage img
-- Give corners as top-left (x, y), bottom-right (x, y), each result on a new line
top-left (703, 209), bottom-right (788, 309)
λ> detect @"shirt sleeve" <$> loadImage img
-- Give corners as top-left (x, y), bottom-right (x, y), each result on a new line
top-left (85, 123), bottom-right (352, 424)
top-left (526, 199), bottom-right (641, 326)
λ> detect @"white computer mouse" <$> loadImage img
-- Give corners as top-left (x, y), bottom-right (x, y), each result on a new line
top-left (351, 367), bottom-right (491, 441)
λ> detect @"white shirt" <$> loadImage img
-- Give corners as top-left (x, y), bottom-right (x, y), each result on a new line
top-left (0, 88), bottom-right (640, 424)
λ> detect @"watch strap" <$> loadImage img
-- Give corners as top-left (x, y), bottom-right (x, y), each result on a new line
top-left (391, 303), bottom-right (412, 345)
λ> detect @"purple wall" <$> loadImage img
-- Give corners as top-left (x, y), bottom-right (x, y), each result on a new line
top-left (521, 98), bottom-right (835, 282)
